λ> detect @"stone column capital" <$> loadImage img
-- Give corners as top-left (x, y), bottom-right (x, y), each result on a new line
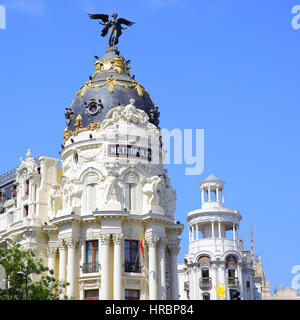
top-left (168, 239), bottom-right (180, 255)
top-left (112, 233), bottom-right (124, 245)
top-left (58, 239), bottom-right (66, 251)
top-left (159, 238), bottom-right (168, 248)
top-left (65, 237), bottom-right (80, 248)
top-left (99, 233), bottom-right (111, 245)
top-left (145, 235), bottom-right (160, 248)
top-left (47, 247), bottom-right (57, 257)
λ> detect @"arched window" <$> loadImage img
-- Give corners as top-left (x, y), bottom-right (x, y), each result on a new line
top-left (226, 255), bottom-right (239, 286)
top-left (198, 255), bottom-right (211, 266)
top-left (225, 255), bottom-right (238, 268)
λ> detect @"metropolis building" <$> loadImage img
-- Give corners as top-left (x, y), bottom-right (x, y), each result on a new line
top-left (0, 23), bottom-right (183, 300)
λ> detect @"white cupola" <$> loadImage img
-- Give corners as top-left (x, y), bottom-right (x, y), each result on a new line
top-left (200, 174), bottom-right (225, 209)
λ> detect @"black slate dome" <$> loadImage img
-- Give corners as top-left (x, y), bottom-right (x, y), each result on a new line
top-left (65, 47), bottom-right (159, 136)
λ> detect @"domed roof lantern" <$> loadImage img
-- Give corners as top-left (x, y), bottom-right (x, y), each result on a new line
top-left (199, 174), bottom-right (225, 209)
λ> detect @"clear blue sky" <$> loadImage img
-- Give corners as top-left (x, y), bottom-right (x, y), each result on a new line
top-left (1, 0), bottom-right (299, 294)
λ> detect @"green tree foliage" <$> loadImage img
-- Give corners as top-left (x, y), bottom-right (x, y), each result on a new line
top-left (0, 243), bottom-right (68, 300)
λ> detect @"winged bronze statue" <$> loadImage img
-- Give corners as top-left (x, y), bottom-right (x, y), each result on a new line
top-left (88, 13), bottom-right (135, 47)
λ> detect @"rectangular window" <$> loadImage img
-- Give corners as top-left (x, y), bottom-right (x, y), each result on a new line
top-left (0, 192), bottom-right (2, 203)
top-left (201, 268), bottom-right (209, 278)
top-left (13, 186), bottom-right (17, 197)
top-left (24, 205), bottom-right (29, 217)
top-left (125, 289), bottom-right (140, 300)
top-left (25, 180), bottom-right (29, 195)
top-left (228, 269), bottom-right (235, 278)
top-left (84, 240), bottom-right (99, 273)
top-left (84, 289), bottom-right (99, 300)
top-left (125, 240), bottom-right (140, 273)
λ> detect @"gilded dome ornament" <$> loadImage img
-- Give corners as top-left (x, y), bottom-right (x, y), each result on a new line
top-left (93, 57), bottom-right (130, 78)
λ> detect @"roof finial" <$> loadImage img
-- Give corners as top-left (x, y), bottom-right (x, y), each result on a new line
top-left (26, 149), bottom-right (32, 159)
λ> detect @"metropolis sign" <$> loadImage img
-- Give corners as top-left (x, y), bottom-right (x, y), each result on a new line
top-left (108, 144), bottom-right (152, 161)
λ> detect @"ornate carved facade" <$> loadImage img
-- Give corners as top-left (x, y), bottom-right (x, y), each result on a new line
top-left (0, 43), bottom-right (182, 300)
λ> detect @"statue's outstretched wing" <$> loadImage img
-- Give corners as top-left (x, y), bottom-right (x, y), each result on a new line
top-left (88, 13), bottom-right (109, 23)
top-left (117, 18), bottom-right (135, 27)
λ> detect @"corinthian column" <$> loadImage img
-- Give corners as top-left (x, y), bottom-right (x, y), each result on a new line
top-left (146, 236), bottom-right (159, 300)
top-left (169, 240), bottom-right (180, 300)
top-left (58, 240), bottom-right (67, 299)
top-left (159, 239), bottom-right (167, 300)
top-left (66, 238), bottom-right (79, 299)
top-left (100, 234), bottom-right (111, 300)
top-left (113, 233), bottom-right (123, 300)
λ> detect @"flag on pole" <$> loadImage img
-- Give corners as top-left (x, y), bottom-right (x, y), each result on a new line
top-left (140, 226), bottom-right (145, 260)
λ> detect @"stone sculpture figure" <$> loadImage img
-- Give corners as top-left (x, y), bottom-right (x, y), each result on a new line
top-left (70, 179), bottom-right (83, 210)
top-left (142, 175), bottom-right (165, 207)
top-left (48, 184), bottom-right (62, 218)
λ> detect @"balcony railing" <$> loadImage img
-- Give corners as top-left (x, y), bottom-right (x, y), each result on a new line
top-left (82, 263), bottom-right (99, 273)
top-left (227, 277), bottom-right (239, 287)
top-left (124, 261), bottom-right (141, 273)
top-left (199, 277), bottom-right (212, 288)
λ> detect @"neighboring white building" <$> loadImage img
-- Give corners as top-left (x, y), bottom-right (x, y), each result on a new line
top-left (178, 174), bottom-right (255, 300)
top-left (0, 44), bottom-right (183, 300)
